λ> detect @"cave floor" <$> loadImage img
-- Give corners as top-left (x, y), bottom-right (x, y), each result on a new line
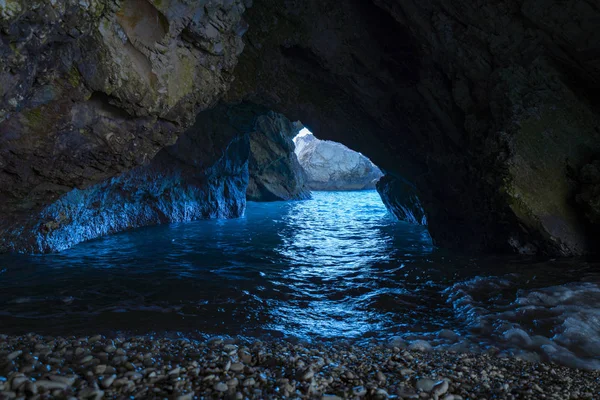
top-left (1, 334), bottom-right (599, 399)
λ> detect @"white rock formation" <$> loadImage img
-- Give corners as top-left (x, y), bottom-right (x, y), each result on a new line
top-left (294, 132), bottom-right (383, 191)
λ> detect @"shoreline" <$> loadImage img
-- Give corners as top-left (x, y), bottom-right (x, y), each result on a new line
top-left (1, 334), bottom-right (599, 399)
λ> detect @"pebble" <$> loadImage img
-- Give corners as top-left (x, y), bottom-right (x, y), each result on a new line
top-left (416, 378), bottom-right (437, 392)
top-left (432, 379), bottom-right (449, 396)
top-left (438, 330), bottom-right (460, 342)
top-left (89, 335), bottom-right (102, 343)
top-left (80, 355), bottom-right (94, 364)
top-left (0, 334), bottom-right (596, 400)
top-left (101, 374), bottom-right (116, 389)
top-left (408, 340), bottom-right (433, 352)
top-left (49, 375), bottom-right (77, 386)
top-left (227, 378), bottom-right (239, 387)
top-left (353, 386), bottom-right (367, 396)
top-left (6, 351), bottom-right (22, 361)
top-left (230, 362), bottom-right (245, 372)
top-left (10, 376), bottom-right (27, 391)
top-left (301, 369), bottom-right (314, 381)
top-left (214, 382), bottom-right (228, 392)
top-left (36, 380), bottom-right (68, 391)
top-left (94, 365), bottom-right (107, 375)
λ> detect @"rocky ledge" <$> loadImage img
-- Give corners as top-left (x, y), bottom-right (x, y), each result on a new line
top-left (0, 334), bottom-right (599, 400)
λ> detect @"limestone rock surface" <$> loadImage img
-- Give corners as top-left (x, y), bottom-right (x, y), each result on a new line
top-left (0, 0), bottom-right (248, 222)
top-left (0, 104), bottom-right (253, 253)
top-left (294, 134), bottom-right (383, 191)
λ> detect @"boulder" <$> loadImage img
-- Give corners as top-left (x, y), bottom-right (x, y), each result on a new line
top-left (294, 133), bottom-right (383, 191)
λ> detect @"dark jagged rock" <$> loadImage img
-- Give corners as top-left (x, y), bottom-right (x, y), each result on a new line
top-left (226, 0), bottom-right (600, 255)
top-left (0, 105), bottom-right (252, 253)
top-left (0, 0), bottom-right (248, 224)
top-left (0, 101), bottom-right (318, 253)
top-left (294, 134), bottom-right (383, 191)
top-left (247, 113), bottom-right (310, 201)
top-left (377, 175), bottom-right (427, 226)
top-left (576, 160), bottom-right (600, 225)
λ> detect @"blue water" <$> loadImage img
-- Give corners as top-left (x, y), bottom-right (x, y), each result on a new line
top-left (1, 191), bottom-right (600, 368)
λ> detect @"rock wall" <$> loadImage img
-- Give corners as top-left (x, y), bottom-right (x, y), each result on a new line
top-left (377, 175), bottom-right (427, 225)
top-left (0, 104), bottom-right (253, 253)
top-left (0, 101), bottom-right (318, 253)
top-left (247, 113), bottom-right (310, 201)
top-left (294, 133), bottom-right (383, 191)
top-left (225, 0), bottom-right (600, 255)
top-left (0, 0), bottom-right (248, 225)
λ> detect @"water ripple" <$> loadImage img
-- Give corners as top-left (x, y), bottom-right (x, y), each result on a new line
top-left (0, 191), bottom-right (599, 368)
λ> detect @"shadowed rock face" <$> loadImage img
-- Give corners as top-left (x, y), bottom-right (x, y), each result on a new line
top-left (294, 133), bottom-right (383, 191)
top-left (247, 113), bottom-right (310, 201)
top-left (226, 0), bottom-right (600, 255)
top-left (376, 175), bottom-right (427, 226)
top-left (0, 102), bottom-right (312, 253)
top-left (0, 0), bottom-right (247, 222)
top-left (576, 160), bottom-right (600, 226)
top-left (0, 104), bottom-right (255, 253)
top-left (1, 0), bottom-right (600, 255)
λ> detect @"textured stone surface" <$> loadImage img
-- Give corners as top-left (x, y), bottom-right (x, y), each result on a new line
top-left (0, 0), bottom-right (248, 221)
top-left (0, 105), bottom-right (252, 253)
top-left (294, 133), bottom-right (383, 191)
top-left (247, 113), bottom-right (310, 201)
top-left (576, 160), bottom-right (600, 225)
top-left (377, 175), bottom-right (427, 226)
top-left (226, 0), bottom-right (600, 255)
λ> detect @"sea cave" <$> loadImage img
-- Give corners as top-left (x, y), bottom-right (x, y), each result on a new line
top-left (0, 0), bottom-right (600, 398)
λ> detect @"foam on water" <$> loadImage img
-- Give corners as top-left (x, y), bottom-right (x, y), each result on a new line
top-left (444, 275), bottom-right (600, 369)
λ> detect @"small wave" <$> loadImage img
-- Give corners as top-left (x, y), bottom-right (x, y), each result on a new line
top-left (445, 276), bottom-right (600, 370)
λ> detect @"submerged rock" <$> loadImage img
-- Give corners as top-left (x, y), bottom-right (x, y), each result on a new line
top-left (294, 133), bottom-right (383, 191)
top-left (247, 113), bottom-right (310, 201)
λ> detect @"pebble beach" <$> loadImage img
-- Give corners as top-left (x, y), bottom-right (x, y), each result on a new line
top-left (1, 334), bottom-right (599, 399)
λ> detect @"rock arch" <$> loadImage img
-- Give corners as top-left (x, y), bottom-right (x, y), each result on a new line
top-left (1, 0), bottom-right (599, 255)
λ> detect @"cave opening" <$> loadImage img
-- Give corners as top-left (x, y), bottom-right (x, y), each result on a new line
top-left (2, 0), bottom-right (600, 393)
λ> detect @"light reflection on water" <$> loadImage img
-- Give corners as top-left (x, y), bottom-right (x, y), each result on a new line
top-left (1, 191), bottom-right (600, 368)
